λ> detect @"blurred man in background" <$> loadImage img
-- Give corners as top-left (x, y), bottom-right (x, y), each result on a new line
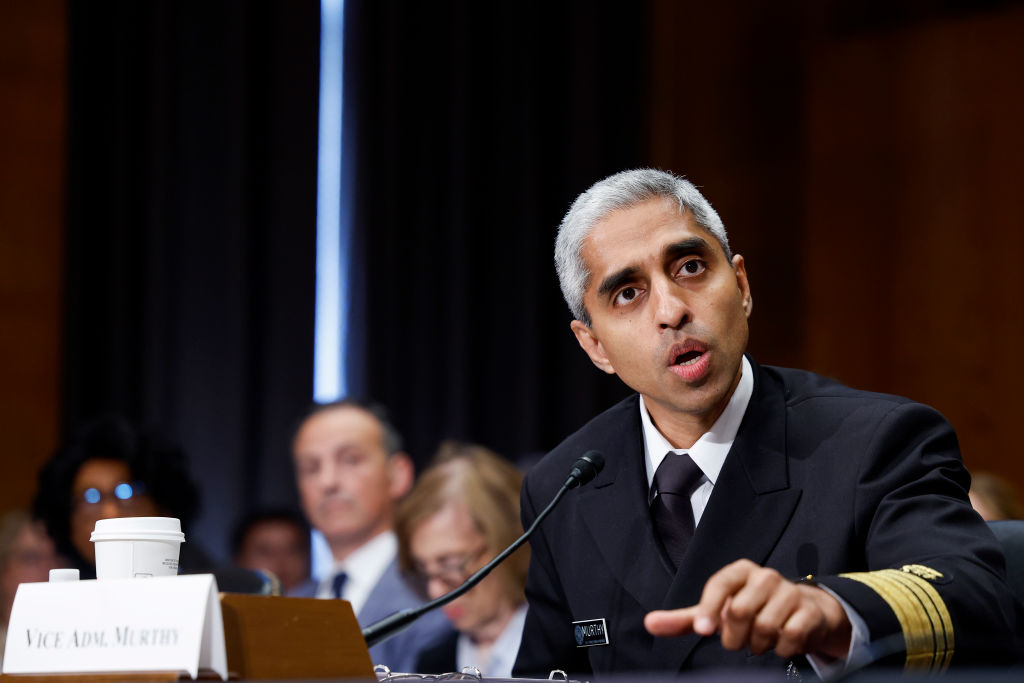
top-left (232, 509), bottom-right (311, 593)
top-left (0, 510), bottom-right (62, 664)
top-left (969, 471), bottom-right (1024, 521)
top-left (290, 399), bottom-right (450, 672)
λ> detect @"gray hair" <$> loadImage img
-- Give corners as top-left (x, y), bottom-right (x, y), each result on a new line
top-left (295, 398), bottom-right (404, 457)
top-left (555, 169), bottom-right (732, 325)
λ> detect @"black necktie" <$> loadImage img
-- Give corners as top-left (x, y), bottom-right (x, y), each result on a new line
top-left (331, 571), bottom-right (347, 599)
top-left (651, 452), bottom-right (704, 568)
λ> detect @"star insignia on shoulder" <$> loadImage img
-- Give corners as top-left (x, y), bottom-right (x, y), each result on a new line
top-left (901, 564), bottom-right (943, 581)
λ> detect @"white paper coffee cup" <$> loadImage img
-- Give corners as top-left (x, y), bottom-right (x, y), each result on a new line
top-left (90, 517), bottom-right (185, 579)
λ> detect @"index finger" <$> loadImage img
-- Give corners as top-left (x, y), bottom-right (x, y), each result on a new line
top-left (644, 606), bottom-right (698, 637)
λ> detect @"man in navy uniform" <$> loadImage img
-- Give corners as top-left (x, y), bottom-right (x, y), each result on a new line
top-left (514, 169), bottom-right (1021, 677)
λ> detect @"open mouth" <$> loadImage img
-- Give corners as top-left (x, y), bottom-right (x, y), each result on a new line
top-left (674, 350), bottom-right (703, 366)
top-left (667, 342), bottom-right (710, 381)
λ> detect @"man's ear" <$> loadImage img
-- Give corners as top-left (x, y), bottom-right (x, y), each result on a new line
top-left (387, 452), bottom-right (415, 499)
top-left (570, 320), bottom-right (616, 375)
top-left (732, 254), bottom-right (753, 318)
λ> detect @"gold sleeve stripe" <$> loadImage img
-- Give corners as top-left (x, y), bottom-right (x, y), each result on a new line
top-left (887, 570), bottom-right (954, 671)
top-left (839, 568), bottom-right (954, 673)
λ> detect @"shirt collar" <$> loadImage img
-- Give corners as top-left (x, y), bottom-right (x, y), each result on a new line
top-left (340, 529), bottom-right (396, 577)
top-left (321, 531), bottom-right (397, 613)
top-left (641, 355), bottom-right (754, 490)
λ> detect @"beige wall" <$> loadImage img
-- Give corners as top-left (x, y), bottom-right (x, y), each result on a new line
top-left (0, 2), bottom-right (65, 515)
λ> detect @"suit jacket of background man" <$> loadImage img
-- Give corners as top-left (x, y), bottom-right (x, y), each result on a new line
top-left (513, 356), bottom-right (1022, 677)
top-left (290, 558), bottom-right (452, 673)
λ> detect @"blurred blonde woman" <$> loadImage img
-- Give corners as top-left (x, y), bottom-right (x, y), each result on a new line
top-left (395, 441), bottom-right (528, 676)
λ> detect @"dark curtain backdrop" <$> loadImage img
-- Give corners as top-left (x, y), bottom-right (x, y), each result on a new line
top-left (62, 0), bottom-right (650, 559)
top-left (59, 0), bottom-right (1024, 560)
top-left (63, 2), bottom-right (320, 559)
top-left (345, 1), bottom-right (648, 466)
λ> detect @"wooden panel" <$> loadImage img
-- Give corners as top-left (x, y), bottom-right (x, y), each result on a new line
top-left (648, 0), bottom-right (811, 369)
top-left (0, 676), bottom-right (177, 682)
top-left (802, 7), bottom-right (1024, 481)
top-left (0, 3), bottom-right (65, 513)
top-left (219, 593), bottom-right (375, 679)
top-left (649, 2), bottom-right (1024, 490)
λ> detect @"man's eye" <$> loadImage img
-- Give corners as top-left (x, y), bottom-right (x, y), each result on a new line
top-left (339, 452), bottom-right (366, 466)
top-left (613, 287), bottom-right (640, 306)
top-left (678, 259), bottom-right (707, 277)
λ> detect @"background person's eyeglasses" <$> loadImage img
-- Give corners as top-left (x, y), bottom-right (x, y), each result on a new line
top-left (414, 545), bottom-right (488, 590)
top-left (72, 481), bottom-right (147, 512)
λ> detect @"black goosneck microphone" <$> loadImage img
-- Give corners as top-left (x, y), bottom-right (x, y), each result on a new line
top-left (361, 450), bottom-right (606, 648)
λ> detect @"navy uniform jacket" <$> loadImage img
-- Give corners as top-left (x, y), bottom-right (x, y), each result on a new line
top-left (513, 358), bottom-right (1022, 676)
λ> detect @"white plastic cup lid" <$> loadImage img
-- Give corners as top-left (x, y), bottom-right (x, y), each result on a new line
top-left (90, 516), bottom-right (185, 543)
top-left (49, 568), bottom-right (80, 582)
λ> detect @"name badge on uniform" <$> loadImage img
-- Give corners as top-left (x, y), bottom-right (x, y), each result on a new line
top-left (572, 618), bottom-right (609, 647)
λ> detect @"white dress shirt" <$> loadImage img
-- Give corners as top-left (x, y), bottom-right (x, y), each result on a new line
top-left (316, 530), bottom-right (398, 617)
top-left (638, 356), bottom-right (867, 677)
top-left (640, 356), bottom-right (753, 520)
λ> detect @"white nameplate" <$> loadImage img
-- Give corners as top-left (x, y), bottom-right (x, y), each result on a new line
top-left (2, 574), bottom-right (227, 680)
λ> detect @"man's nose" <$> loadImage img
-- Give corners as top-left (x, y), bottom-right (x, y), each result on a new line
top-left (315, 460), bottom-right (342, 491)
top-left (652, 278), bottom-right (689, 329)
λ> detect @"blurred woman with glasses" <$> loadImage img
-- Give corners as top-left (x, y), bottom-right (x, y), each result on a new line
top-left (32, 415), bottom-right (203, 578)
top-left (395, 441), bottom-right (528, 677)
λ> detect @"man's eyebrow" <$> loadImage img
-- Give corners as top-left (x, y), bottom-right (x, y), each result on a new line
top-left (597, 267), bottom-right (640, 299)
top-left (664, 237), bottom-right (711, 259)
top-left (595, 238), bottom-right (713, 299)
